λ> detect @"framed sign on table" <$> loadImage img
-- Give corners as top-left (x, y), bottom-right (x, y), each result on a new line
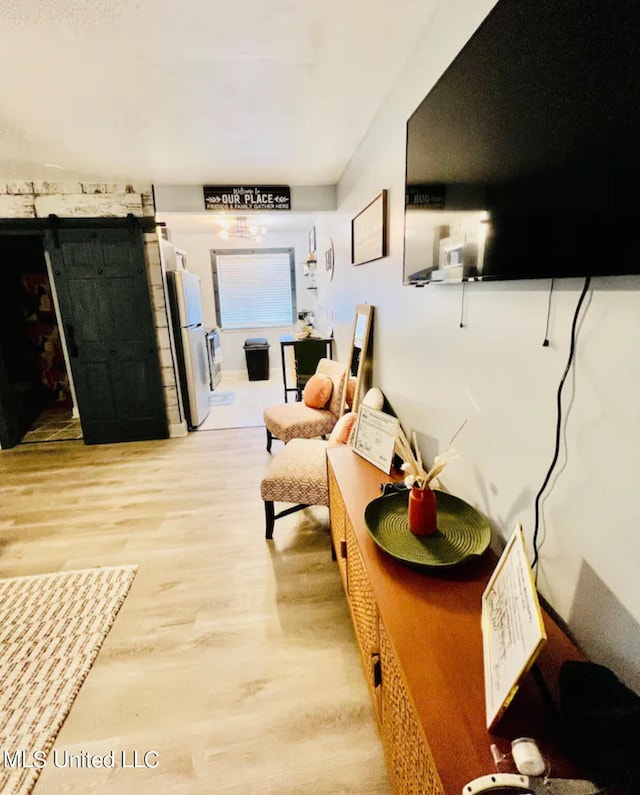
top-left (481, 524), bottom-right (547, 729)
top-left (351, 189), bottom-right (388, 266)
top-left (352, 405), bottom-right (398, 474)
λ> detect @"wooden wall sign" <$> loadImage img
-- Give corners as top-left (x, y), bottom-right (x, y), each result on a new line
top-left (203, 185), bottom-right (291, 211)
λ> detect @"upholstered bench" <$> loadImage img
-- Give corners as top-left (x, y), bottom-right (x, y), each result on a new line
top-left (260, 438), bottom-right (330, 539)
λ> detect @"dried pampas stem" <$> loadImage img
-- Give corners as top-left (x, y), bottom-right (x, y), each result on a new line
top-left (396, 424), bottom-right (461, 490)
top-left (396, 425), bottom-right (420, 477)
top-left (412, 431), bottom-right (424, 475)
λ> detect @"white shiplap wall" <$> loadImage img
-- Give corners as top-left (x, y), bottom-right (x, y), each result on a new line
top-left (0, 181), bottom-right (182, 435)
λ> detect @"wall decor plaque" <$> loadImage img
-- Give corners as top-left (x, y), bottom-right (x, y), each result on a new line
top-left (203, 185), bottom-right (291, 211)
top-left (324, 239), bottom-right (334, 281)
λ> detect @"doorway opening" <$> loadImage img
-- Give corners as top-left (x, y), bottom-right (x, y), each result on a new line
top-left (0, 234), bottom-right (81, 446)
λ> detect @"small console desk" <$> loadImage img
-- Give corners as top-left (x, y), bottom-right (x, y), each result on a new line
top-left (279, 334), bottom-right (333, 402)
top-left (326, 445), bottom-right (586, 795)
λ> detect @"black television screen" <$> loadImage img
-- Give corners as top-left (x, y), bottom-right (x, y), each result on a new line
top-left (403, 0), bottom-right (640, 285)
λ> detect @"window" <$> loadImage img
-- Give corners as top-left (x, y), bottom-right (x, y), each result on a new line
top-left (211, 248), bottom-right (297, 329)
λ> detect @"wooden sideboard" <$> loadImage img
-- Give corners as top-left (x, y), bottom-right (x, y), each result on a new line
top-left (327, 445), bottom-right (586, 795)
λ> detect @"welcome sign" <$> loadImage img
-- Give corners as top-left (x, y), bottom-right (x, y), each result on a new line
top-left (203, 185), bottom-right (291, 211)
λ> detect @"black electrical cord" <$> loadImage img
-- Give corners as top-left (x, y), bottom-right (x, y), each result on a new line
top-left (531, 276), bottom-right (591, 571)
top-left (542, 278), bottom-right (554, 346)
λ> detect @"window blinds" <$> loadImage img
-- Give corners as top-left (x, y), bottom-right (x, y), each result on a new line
top-left (214, 252), bottom-right (294, 329)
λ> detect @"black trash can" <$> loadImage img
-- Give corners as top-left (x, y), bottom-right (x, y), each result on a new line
top-left (243, 338), bottom-right (270, 381)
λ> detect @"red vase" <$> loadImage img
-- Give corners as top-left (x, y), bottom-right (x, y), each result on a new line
top-left (408, 486), bottom-right (438, 536)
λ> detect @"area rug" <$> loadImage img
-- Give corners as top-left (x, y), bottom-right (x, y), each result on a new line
top-left (0, 565), bottom-right (138, 795)
top-left (207, 391), bottom-right (235, 406)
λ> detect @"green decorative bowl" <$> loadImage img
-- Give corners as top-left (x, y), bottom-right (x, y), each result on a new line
top-left (364, 489), bottom-right (491, 569)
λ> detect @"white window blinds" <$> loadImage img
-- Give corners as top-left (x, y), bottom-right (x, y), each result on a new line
top-left (213, 250), bottom-right (295, 329)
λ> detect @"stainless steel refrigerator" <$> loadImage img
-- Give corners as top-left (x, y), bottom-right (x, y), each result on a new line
top-left (166, 270), bottom-right (211, 429)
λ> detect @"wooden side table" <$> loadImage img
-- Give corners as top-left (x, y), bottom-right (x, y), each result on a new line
top-left (278, 334), bottom-right (333, 402)
top-left (326, 445), bottom-right (586, 794)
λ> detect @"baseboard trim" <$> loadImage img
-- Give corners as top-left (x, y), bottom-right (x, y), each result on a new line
top-left (169, 420), bottom-right (188, 438)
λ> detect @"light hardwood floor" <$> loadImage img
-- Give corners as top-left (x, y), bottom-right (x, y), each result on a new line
top-left (198, 372), bottom-right (284, 431)
top-left (0, 428), bottom-right (391, 794)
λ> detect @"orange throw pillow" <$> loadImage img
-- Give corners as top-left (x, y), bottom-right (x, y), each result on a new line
top-left (328, 412), bottom-right (358, 446)
top-left (303, 373), bottom-right (333, 408)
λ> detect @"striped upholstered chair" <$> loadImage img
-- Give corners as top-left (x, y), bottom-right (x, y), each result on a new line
top-left (263, 358), bottom-right (347, 452)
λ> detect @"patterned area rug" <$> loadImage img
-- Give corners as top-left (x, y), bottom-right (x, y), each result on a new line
top-left (0, 566), bottom-right (138, 795)
top-left (207, 391), bottom-right (235, 406)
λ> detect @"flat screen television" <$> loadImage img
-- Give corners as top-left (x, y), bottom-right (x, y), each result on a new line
top-left (403, 0), bottom-right (640, 285)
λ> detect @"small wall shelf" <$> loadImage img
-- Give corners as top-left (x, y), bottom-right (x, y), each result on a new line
top-left (304, 262), bottom-right (317, 290)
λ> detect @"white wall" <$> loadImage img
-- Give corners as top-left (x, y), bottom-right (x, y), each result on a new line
top-left (165, 227), bottom-right (315, 374)
top-left (319, 0), bottom-right (640, 692)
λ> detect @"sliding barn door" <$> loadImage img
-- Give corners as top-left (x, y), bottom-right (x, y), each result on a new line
top-left (45, 227), bottom-right (168, 445)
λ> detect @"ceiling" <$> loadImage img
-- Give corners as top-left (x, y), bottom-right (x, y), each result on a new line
top-left (0, 0), bottom-right (443, 186)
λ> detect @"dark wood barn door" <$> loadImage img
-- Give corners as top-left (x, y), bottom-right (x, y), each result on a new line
top-left (45, 227), bottom-right (168, 445)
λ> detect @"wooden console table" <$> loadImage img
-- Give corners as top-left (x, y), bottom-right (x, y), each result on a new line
top-left (327, 445), bottom-right (586, 795)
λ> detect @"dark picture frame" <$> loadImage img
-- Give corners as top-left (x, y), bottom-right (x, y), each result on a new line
top-left (351, 189), bottom-right (388, 265)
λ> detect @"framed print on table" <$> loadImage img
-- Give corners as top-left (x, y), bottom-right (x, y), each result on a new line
top-left (351, 189), bottom-right (388, 265)
top-left (352, 405), bottom-right (398, 474)
top-left (481, 524), bottom-right (547, 729)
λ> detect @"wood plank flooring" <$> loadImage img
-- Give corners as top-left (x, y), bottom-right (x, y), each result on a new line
top-left (198, 372), bottom-right (284, 431)
top-left (0, 429), bottom-right (391, 794)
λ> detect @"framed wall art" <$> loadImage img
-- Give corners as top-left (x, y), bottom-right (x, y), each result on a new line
top-left (351, 189), bottom-right (388, 266)
top-left (309, 225), bottom-right (317, 255)
top-left (324, 239), bottom-right (334, 281)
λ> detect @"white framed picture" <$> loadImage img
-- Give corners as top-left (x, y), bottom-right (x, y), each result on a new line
top-left (481, 524), bottom-right (547, 729)
top-left (352, 405), bottom-right (398, 474)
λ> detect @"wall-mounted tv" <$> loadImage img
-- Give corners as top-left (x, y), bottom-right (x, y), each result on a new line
top-left (403, 0), bottom-right (640, 285)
